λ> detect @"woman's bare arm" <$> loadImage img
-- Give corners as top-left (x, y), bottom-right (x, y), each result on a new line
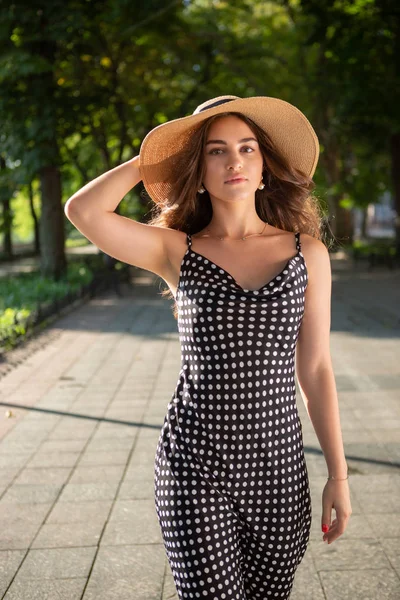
top-left (64, 155), bottom-right (172, 277)
top-left (295, 235), bottom-right (348, 478)
top-left (296, 235), bottom-right (352, 545)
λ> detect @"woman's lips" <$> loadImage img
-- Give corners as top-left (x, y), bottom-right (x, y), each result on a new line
top-left (225, 178), bottom-right (247, 184)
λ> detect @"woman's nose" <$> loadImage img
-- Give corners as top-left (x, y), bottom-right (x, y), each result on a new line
top-left (226, 152), bottom-right (243, 170)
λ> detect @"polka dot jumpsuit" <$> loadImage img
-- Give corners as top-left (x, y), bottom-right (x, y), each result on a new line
top-left (154, 230), bottom-right (312, 600)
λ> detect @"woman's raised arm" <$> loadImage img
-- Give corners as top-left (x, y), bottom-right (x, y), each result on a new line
top-left (64, 156), bottom-right (171, 278)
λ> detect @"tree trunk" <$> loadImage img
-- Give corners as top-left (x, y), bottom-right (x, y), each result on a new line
top-left (28, 180), bottom-right (40, 255)
top-left (0, 156), bottom-right (13, 259)
top-left (313, 95), bottom-right (353, 245)
top-left (333, 195), bottom-right (354, 246)
top-left (361, 207), bottom-right (368, 238)
top-left (32, 30), bottom-right (67, 279)
top-left (390, 132), bottom-right (400, 258)
top-left (39, 165), bottom-right (66, 279)
top-left (319, 142), bottom-right (354, 247)
top-left (1, 197), bottom-right (13, 259)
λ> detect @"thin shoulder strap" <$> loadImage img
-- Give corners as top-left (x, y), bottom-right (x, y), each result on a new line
top-left (295, 231), bottom-right (301, 252)
top-left (186, 233), bottom-right (192, 249)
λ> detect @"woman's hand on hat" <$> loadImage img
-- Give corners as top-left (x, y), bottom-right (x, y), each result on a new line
top-left (129, 155), bottom-right (142, 181)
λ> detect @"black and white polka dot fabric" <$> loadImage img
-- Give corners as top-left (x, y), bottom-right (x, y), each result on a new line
top-left (154, 230), bottom-right (312, 599)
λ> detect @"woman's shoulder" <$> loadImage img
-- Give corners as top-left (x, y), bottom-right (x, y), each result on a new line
top-left (300, 233), bottom-right (331, 288)
top-left (299, 232), bottom-right (328, 255)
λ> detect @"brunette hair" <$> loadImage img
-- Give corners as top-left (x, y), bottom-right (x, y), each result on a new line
top-left (145, 111), bottom-right (329, 318)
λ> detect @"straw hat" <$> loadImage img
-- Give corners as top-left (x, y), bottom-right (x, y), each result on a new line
top-left (139, 95), bottom-right (319, 205)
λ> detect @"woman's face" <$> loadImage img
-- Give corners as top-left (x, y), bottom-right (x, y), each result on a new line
top-left (201, 115), bottom-right (264, 202)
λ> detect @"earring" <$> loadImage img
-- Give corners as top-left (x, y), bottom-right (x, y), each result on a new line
top-left (198, 185), bottom-right (206, 194)
top-left (258, 180), bottom-right (265, 190)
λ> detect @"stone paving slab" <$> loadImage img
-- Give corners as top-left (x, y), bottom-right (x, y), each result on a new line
top-left (14, 546), bottom-right (97, 579)
top-left (0, 262), bottom-right (399, 599)
top-left (81, 545), bottom-right (165, 600)
top-left (4, 578), bottom-right (87, 600)
top-left (319, 569), bottom-right (400, 600)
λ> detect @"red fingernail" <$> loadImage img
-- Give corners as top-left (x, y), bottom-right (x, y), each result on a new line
top-left (322, 524), bottom-right (329, 533)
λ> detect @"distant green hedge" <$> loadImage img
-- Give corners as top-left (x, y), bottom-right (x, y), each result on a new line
top-left (352, 238), bottom-right (396, 257)
top-left (0, 260), bottom-right (97, 351)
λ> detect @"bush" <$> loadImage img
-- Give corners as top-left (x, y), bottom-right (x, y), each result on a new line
top-left (352, 237), bottom-right (397, 268)
top-left (0, 261), bottom-right (95, 351)
top-left (352, 238), bottom-right (396, 256)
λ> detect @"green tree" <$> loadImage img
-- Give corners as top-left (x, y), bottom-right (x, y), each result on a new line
top-left (0, 0), bottom-right (185, 274)
top-left (2, 0), bottom-right (397, 262)
top-left (297, 0), bottom-right (400, 247)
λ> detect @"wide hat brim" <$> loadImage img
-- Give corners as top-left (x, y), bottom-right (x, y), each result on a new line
top-left (139, 95), bottom-right (319, 205)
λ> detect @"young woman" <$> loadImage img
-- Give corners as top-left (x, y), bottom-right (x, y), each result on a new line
top-left (65, 95), bottom-right (352, 600)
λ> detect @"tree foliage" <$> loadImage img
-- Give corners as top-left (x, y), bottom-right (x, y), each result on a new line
top-left (0, 0), bottom-right (398, 266)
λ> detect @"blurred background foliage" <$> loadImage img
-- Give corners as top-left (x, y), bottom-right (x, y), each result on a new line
top-left (0, 0), bottom-right (399, 278)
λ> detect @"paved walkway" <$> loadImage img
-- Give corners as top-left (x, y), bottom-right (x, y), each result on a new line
top-left (0, 255), bottom-right (399, 599)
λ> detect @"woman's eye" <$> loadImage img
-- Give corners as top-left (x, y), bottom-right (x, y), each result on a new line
top-left (209, 146), bottom-right (254, 155)
top-left (207, 148), bottom-right (224, 155)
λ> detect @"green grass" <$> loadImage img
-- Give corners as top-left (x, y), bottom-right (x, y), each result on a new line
top-left (0, 260), bottom-right (96, 350)
top-left (0, 263), bottom-right (93, 312)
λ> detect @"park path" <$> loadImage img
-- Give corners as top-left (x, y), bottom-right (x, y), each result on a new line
top-left (0, 255), bottom-right (399, 600)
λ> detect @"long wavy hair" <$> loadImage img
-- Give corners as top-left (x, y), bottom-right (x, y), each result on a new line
top-left (145, 111), bottom-right (329, 319)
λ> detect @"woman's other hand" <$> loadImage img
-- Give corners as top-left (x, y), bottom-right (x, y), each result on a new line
top-left (321, 479), bottom-right (352, 544)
